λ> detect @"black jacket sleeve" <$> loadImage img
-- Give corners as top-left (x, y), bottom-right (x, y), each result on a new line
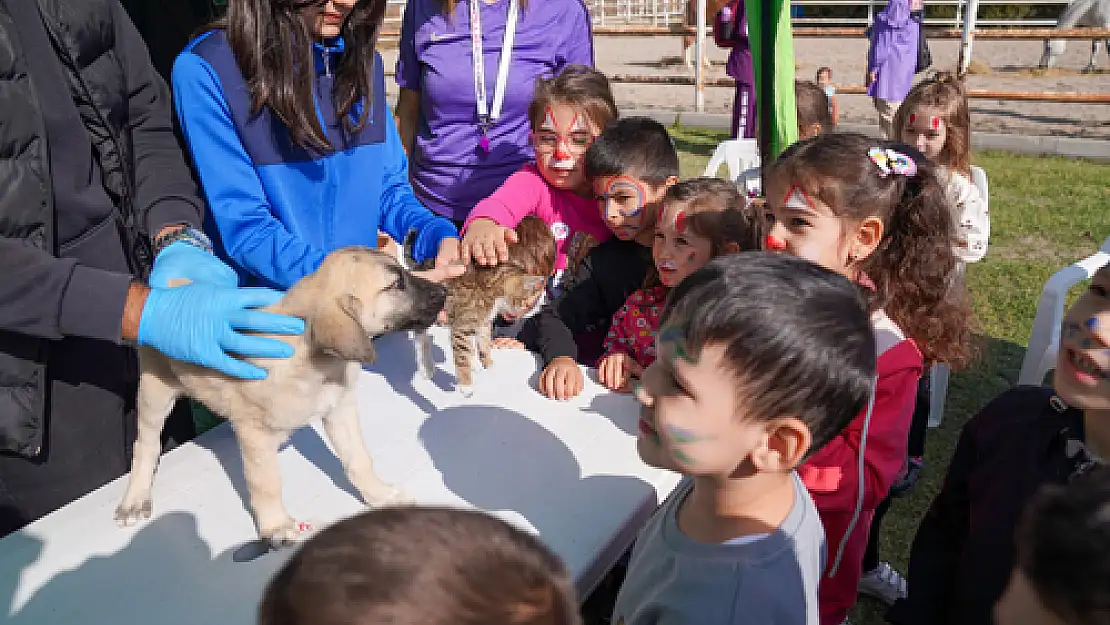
top-left (111, 1), bottom-right (205, 235)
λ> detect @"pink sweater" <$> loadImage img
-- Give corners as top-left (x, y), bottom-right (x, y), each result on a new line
top-left (464, 165), bottom-right (612, 275)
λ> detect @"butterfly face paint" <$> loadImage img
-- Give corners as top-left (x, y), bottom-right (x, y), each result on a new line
top-left (653, 205), bottom-right (713, 288)
top-left (533, 103), bottom-right (595, 190)
top-left (596, 175), bottom-right (650, 241)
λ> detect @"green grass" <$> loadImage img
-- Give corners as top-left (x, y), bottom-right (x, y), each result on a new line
top-left (670, 126), bottom-right (1110, 624)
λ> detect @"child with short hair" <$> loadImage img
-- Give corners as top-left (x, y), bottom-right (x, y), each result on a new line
top-left (796, 79), bottom-right (833, 140)
top-left (528, 117), bottom-right (680, 400)
top-left (995, 466), bottom-right (1110, 625)
top-left (887, 263), bottom-right (1110, 625)
top-left (259, 507), bottom-right (581, 625)
top-left (816, 66), bottom-right (839, 124)
top-left (461, 65), bottom-right (618, 296)
top-left (763, 132), bottom-right (972, 624)
top-left (611, 252), bottom-right (878, 625)
top-left (597, 178), bottom-right (760, 393)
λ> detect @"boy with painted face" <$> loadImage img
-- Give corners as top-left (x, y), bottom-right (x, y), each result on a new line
top-left (888, 263), bottom-right (1110, 625)
top-left (525, 118), bottom-right (679, 400)
top-left (611, 253), bottom-right (877, 625)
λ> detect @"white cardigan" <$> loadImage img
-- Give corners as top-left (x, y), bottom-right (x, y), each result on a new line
top-left (939, 166), bottom-right (990, 264)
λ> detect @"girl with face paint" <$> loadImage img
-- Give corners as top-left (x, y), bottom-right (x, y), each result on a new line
top-left (596, 178), bottom-right (760, 394)
top-left (461, 66), bottom-right (618, 287)
top-left (762, 133), bottom-right (974, 625)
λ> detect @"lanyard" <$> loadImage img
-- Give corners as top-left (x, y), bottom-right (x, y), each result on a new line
top-left (470, 0), bottom-right (519, 136)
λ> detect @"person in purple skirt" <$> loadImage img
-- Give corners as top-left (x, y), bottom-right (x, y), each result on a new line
top-left (866, 0), bottom-right (920, 138)
top-left (395, 0), bottom-right (595, 226)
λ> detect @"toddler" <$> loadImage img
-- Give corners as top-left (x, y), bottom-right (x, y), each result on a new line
top-left (528, 117), bottom-right (680, 400)
top-left (461, 64), bottom-right (618, 300)
top-left (796, 79), bottom-right (833, 140)
top-left (597, 178), bottom-right (759, 393)
top-left (888, 263), bottom-right (1110, 625)
top-left (816, 66), bottom-right (839, 125)
top-left (260, 506), bottom-right (580, 625)
top-left (612, 252), bottom-right (878, 625)
top-left (764, 132), bottom-right (972, 624)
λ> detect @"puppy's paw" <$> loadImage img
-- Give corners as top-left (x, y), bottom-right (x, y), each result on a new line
top-left (114, 498), bottom-right (153, 527)
top-left (262, 519), bottom-right (311, 550)
top-left (457, 384), bottom-right (474, 398)
top-left (368, 487), bottom-right (414, 507)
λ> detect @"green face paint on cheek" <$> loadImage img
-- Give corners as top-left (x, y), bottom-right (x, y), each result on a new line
top-left (657, 325), bottom-right (698, 364)
top-left (671, 447), bottom-right (694, 465)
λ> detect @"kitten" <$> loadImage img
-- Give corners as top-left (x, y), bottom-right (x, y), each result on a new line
top-left (407, 216), bottom-right (556, 396)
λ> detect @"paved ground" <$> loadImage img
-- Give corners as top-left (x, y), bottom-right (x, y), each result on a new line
top-left (381, 34), bottom-right (1110, 138)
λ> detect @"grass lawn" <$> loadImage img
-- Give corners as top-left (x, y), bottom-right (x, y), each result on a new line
top-left (671, 126), bottom-right (1110, 624)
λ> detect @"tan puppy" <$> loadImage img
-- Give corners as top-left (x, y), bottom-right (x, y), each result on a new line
top-left (115, 247), bottom-right (447, 547)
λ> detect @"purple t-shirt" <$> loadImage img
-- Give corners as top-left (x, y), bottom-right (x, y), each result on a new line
top-left (396, 0), bottom-right (594, 221)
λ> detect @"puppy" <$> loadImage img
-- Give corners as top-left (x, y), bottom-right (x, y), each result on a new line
top-left (115, 247), bottom-right (446, 547)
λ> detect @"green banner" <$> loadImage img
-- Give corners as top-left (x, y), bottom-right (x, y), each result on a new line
top-left (744, 0), bottom-right (798, 160)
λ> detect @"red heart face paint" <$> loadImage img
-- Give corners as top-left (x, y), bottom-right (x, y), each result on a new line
top-left (673, 209), bottom-right (687, 233)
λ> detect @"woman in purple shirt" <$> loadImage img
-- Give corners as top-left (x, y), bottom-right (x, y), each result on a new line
top-left (395, 0), bottom-right (595, 225)
top-left (866, 0), bottom-right (919, 138)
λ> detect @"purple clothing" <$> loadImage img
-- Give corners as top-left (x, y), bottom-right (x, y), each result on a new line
top-left (722, 2), bottom-right (755, 138)
top-left (396, 0), bottom-right (594, 221)
top-left (866, 0), bottom-right (919, 102)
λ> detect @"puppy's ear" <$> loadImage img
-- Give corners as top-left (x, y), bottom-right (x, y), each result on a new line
top-left (311, 294), bottom-right (377, 363)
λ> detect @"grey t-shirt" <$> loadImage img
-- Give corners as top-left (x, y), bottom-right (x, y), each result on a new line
top-left (612, 473), bottom-right (825, 625)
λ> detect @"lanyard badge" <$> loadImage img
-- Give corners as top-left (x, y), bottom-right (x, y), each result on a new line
top-left (470, 0), bottom-right (519, 154)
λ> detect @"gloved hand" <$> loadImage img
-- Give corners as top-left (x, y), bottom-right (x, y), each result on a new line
top-left (137, 284), bottom-right (305, 380)
top-left (148, 241), bottom-right (238, 288)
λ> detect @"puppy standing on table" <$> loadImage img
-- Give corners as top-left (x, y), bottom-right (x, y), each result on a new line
top-left (115, 248), bottom-right (447, 547)
top-left (612, 253), bottom-right (877, 625)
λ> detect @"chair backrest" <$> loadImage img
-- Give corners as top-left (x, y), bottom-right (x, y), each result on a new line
top-left (704, 139), bottom-right (760, 182)
top-left (970, 165), bottom-right (988, 212)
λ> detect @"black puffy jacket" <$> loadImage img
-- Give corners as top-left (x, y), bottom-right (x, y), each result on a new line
top-left (0, 0), bottom-right (203, 457)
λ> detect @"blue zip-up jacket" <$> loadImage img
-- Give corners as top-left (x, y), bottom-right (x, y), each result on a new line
top-left (172, 31), bottom-right (457, 289)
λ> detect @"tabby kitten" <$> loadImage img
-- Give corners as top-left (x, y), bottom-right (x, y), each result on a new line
top-left (410, 216), bottom-right (555, 396)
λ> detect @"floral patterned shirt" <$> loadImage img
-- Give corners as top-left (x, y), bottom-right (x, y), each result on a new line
top-left (602, 286), bottom-right (669, 369)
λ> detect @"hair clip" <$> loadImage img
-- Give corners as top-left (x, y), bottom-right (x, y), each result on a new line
top-left (868, 148), bottom-right (917, 178)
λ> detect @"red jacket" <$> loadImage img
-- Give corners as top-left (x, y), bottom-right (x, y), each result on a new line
top-left (800, 327), bottom-right (924, 625)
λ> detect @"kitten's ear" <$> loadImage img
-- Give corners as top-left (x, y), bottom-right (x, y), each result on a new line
top-left (310, 294), bottom-right (377, 363)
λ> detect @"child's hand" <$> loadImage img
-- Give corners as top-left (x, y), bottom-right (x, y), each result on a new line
top-left (461, 218), bottom-right (519, 266)
top-left (597, 352), bottom-right (643, 393)
top-left (491, 337), bottom-right (525, 350)
top-left (539, 357), bottom-right (584, 400)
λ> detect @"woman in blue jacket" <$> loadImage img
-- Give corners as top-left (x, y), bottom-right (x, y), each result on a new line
top-left (173, 0), bottom-right (459, 289)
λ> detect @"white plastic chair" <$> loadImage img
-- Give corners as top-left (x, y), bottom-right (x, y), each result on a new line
top-left (703, 139), bottom-right (760, 182)
top-left (1017, 236), bottom-right (1110, 386)
top-left (927, 166), bottom-right (990, 428)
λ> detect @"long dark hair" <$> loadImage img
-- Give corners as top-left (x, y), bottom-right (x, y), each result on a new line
top-left (217, 0), bottom-right (386, 152)
top-left (766, 132), bottom-right (974, 368)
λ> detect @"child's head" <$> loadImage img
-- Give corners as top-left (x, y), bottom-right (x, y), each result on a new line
top-left (649, 177), bottom-right (759, 288)
top-left (995, 466), bottom-right (1110, 625)
top-left (634, 252), bottom-right (876, 477)
top-left (816, 66), bottom-right (832, 84)
top-left (763, 132), bottom-right (972, 367)
top-left (528, 65), bottom-right (619, 192)
top-left (585, 117), bottom-right (681, 242)
top-left (260, 507), bottom-right (581, 625)
top-left (893, 71), bottom-right (971, 174)
top-left (1054, 264), bottom-right (1110, 410)
top-left (795, 80), bottom-right (832, 140)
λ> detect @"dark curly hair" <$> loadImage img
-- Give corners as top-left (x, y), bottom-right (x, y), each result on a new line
top-left (765, 132), bottom-right (973, 368)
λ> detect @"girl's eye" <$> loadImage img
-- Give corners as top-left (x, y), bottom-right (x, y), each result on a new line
top-left (764, 212), bottom-right (776, 224)
top-left (571, 134), bottom-right (592, 146)
top-left (790, 217), bottom-right (810, 228)
top-left (1091, 283), bottom-right (1108, 297)
top-left (675, 236), bottom-right (689, 246)
top-left (653, 231), bottom-right (665, 241)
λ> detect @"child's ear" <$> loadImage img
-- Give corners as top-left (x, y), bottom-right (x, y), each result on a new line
top-left (852, 216), bottom-right (885, 263)
top-left (664, 175), bottom-right (680, 188)
top-left (752, 418), bottom-right (812, 472)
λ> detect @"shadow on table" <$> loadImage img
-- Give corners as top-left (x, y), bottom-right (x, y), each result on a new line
top-left (370, 334), bottom-right (452, 414)
top-left (418, 405), bottom-right (658, 547)
top-left (2, 511), bottom-right (284, 625)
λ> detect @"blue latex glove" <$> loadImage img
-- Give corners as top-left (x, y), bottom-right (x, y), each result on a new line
top-left (137, 284), bottom-right (305, 380)
top-left (148, 240), bottom-right (238, 288)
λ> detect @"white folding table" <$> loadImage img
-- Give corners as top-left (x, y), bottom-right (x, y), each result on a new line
top-left (0, 328), bottom-right (682, 625)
